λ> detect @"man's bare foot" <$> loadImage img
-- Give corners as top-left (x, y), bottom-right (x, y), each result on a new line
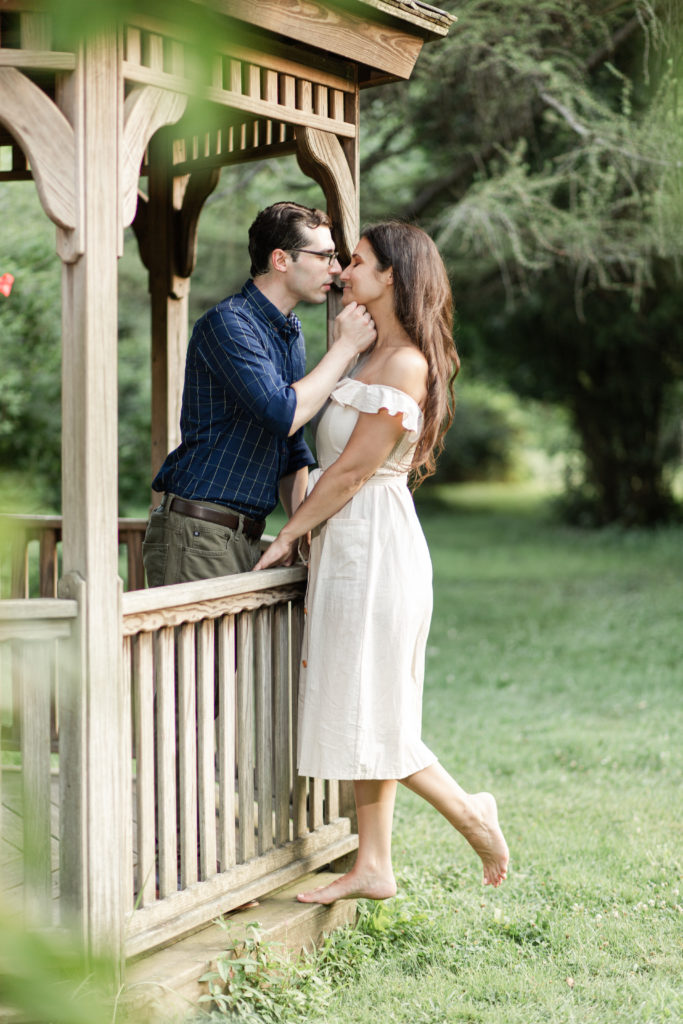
top-left (462, 792), bottom-right (509, 887)
top-left (297, 868), bottom-right (397, 905)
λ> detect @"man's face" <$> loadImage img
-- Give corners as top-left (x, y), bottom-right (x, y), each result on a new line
top-left (283, 226), bottom-right (342, 305)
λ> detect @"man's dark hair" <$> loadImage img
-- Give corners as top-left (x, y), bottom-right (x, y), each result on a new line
top-left (248, 201), bottom-right (332, 277)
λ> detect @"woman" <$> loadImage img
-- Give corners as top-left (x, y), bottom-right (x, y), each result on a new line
top-left (254, 222), bottom-right (509, 903)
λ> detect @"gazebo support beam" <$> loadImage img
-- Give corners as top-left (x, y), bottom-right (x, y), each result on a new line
top-left (58, 34), bottom-right (125, 965)
top-left (134, 143), bottom-right (222, 497)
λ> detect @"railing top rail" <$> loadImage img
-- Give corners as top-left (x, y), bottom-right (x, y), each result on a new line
top-left (0, 598), bottom-right (78, 619)
top-left (122, 565), bottom-right (307, 616)
top-left (121, 565), bottom-right (307, 634)
top-left (0, 598), bottom-right (78, 641)
top-left (0, 513), bottom-right (64, 529)
top-left (0, 513), bottom-right (148, 530)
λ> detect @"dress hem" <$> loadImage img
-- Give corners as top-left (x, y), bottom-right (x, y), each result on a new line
top-left (297, 753), bottom-right (438, 782)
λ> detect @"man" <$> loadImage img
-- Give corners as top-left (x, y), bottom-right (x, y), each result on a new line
top-left (143, 201), bottom-right (376, 586)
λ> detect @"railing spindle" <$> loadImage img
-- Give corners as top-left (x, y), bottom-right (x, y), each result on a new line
top-left (217, 614), bottom-right (236, 870)
top-left (325, 779), bottom-right (339, 822)
top-left (272, 603), bottom-right (290, 845)
top-left (309, 777), bottom-right (323, 832)
top-left (121, 635), bottom-right (135, 916)
top-left (19, 639), bottom-right (53, 917)
top-left (290, 602), bottom-right (308, 837)
top-left (155, 627), bottom-right (177, 897)
top-left (197, 619), bottom-right (217, 879)
top-left (236, 612), bottom-right (255, 862)
top-left (177, 623), bottom-right (198, 888)
top-left (254, 606), bottom-right (273, 855)
top-left (133, 631), bottom-right (156, 906)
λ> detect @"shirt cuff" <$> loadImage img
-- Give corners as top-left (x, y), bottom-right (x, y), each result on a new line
top-left (283, 432), bottom-right (315, 476)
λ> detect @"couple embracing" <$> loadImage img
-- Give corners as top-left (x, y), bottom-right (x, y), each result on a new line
top-left (143, 201), bottom-right (509, 903)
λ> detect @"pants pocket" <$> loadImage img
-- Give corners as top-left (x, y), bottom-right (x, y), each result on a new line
top-left (142, 542), bottom-right (169, 588)
top-left (179, 536), bottom-right (259, 580)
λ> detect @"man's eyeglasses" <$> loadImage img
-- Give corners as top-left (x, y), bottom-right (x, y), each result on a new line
top-left (289, 248), bottom-right (340, 266)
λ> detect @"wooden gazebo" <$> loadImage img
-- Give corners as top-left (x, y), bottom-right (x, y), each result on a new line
top-left (0, 0), bottom-right (452, 1010)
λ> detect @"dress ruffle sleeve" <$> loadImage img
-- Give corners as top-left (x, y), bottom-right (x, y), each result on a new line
top-left (331, 378), bottom-right (423, 440)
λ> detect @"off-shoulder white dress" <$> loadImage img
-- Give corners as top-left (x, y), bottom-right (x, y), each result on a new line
top-left (297, 377), bottom-right (438, 780)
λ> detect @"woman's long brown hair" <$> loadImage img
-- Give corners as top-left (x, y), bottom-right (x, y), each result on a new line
top-left (362, 221), bottom-right (460, 485)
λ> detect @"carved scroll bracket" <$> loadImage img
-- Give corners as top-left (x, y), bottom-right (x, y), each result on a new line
top-left (132, 165), bottom-right (220, 297)
top-left (295, 126), bottom-right (358, 263)
top-left (121, 86), bottom-right (188, 229)
top-left (0, 67), bottom-right (79, 250)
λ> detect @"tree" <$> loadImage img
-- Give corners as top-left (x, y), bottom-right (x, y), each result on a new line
top-left (360, 0), bottom-right (683, 524)
top-left (0, 183), bottom-right (62, 510)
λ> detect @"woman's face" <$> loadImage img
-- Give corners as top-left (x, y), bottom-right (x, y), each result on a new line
top-left (339, 237), bottom-right (392, 308)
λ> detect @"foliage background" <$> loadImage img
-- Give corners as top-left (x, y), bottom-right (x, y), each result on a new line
top-left (1, 0), bottom-right (682, 522)
top-left (1, 1), bottom-right (682, 519)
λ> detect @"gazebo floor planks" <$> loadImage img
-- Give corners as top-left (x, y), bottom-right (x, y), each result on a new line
top-left (0, 766), bottom-right (61, 918)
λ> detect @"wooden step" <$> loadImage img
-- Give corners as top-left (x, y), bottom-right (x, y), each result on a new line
top-left (123, 872), bottom-right (357, 1022)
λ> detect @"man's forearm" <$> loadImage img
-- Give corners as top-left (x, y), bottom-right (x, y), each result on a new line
top-left (279, 467), bottom-right (309, 518)
top-left (289, 340), bottom-right (356, 434)
top-left (288, 301), bottom-right (376, 435)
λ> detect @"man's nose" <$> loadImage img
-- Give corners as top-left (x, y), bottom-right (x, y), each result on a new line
top-left (330, 257), bottom-right (343, 274)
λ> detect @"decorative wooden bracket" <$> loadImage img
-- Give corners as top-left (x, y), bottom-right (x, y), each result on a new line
top-left (175, 166), bottom-right (222, 279)
top-left (0, 67), bottom-right (77, 231)
top-left (121, 86), bottom-right (188, 228)
top-left (295, 127), bottom-right (358, 262)
top-left (132, 166), bottom-right (220, 290)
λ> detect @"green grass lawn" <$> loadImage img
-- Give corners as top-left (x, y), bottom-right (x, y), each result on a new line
top-left (205, 483), bottom-right (682, 1024)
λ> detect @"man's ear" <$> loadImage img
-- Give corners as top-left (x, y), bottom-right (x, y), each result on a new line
top-left (271, 248), bottom-right (289, 273)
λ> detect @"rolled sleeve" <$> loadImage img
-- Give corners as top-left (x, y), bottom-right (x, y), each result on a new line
top-left (283, 428), bottom-right (316, 476)
top-left (199, 307), bottom-right (297, 438)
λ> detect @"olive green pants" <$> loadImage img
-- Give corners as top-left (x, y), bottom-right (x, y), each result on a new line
top-left (142, 495), bottom-right (262, 587)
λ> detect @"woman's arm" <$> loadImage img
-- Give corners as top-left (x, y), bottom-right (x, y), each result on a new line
top-left (253, 408), bottom-right (406, 569)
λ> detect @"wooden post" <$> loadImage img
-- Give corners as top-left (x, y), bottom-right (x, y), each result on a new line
top-left (141, 151), bottom-right (220, 494)
top-left (147, 136), bottom-right (189, 493)
top-left (58, 33), bottom-right (125, 963)
top-left (296, 127), bottom-right (359, 347)
top-left (57, 572), bottom-right (88, 941)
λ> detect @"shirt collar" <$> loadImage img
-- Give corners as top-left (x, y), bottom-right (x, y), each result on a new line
top-left (241, 280), bottom-right (301, 342)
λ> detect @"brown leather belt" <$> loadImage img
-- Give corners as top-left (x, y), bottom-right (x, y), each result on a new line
top-left (167, 495), bottom-right (265, 540)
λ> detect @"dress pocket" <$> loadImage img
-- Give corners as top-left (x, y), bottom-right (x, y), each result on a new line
top-left (317, 518), bottom-right (370, 582)
top-left (312, 518), bottom-right (371, 658)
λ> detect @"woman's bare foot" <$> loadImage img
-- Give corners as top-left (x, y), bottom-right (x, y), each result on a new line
top-left (297, 868), bottom-right (397, 905)
top-left (462, 792), bottom-right (509, 887)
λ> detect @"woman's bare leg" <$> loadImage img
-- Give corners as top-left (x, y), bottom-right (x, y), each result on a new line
top-left (296, 779), bottom-right (398, 904)
top-left (401, 762), bottom-right (509, 887)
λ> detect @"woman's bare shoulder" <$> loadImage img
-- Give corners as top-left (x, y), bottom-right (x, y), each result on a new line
top-left (379, 345), bottom-right (428, 405)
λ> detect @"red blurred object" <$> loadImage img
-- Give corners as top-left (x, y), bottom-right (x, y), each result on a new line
top-left (0, 273), bottom-right (14, 297)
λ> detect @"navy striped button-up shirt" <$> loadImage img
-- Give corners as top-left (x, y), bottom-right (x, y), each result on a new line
top-left (152, 280), bottom-right (315, 519)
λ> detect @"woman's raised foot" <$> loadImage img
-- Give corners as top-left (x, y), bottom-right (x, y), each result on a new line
top-left (464, 792), bottom-right (509, 887)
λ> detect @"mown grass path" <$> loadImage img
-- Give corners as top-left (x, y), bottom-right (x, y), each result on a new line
top-left (320, 484), bottom-right (683, 1024)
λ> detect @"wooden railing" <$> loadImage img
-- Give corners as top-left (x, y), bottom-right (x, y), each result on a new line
top-left (0, 599), bottom-right (78, 921)
top-left (0, 514), bottom-right (148, 598)
top-left (1, 561), bottom-right (358, 958)
top-left (121, 569), bottom-right (356, 958)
